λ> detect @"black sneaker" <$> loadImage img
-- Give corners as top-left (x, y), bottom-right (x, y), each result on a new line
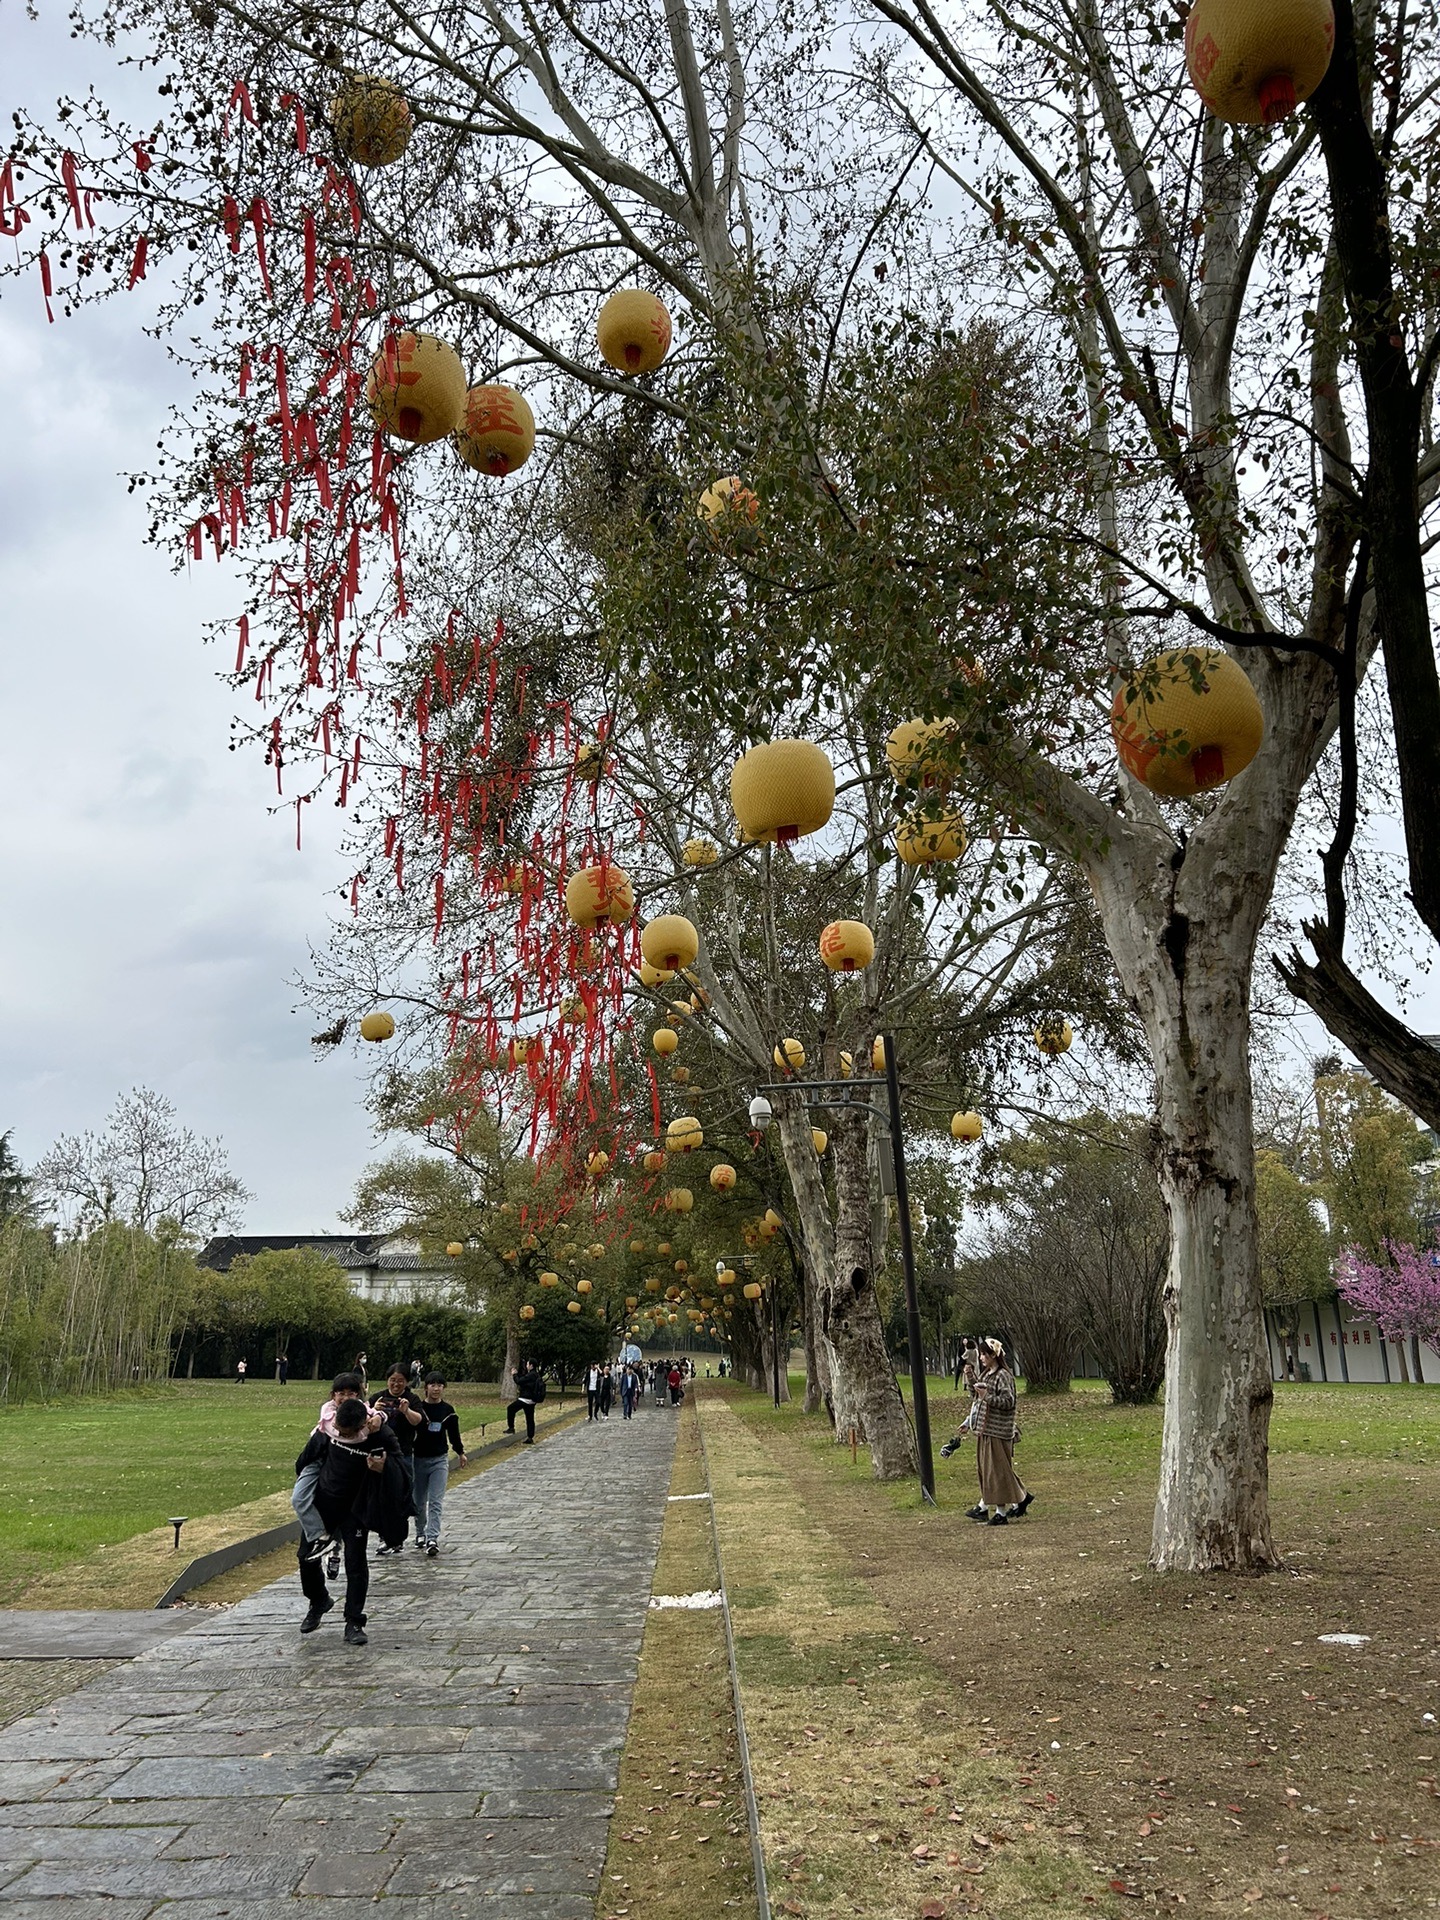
top-left (964, 1504), bottom-right (987, 1521)
top-left (300, 1598), bottom-right (333, 1634)
top-left (344, 1622), bottom-right (368, 1646)
top-left (987, 1511), bottom-right (1009, 1526)
top-left (1015, 1491), bottom-right (1035, 1515)
top-left (425, 1542), bottom-right (438, 1558)
top-left (300, 1534), bottom-right (331, 1563)
top-left (375, 1545), bottom-right (397, 1558)
top-left (939, 1440), bottom-right (956, 1460)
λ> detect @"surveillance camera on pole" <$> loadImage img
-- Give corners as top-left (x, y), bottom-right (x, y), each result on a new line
top-left (748, 1092), bottom-right (773, 1131)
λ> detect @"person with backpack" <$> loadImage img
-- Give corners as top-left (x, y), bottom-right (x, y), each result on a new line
top-left (292, 1396), bottom-right (402, 1644)
top-left (506, 1359), bottom-right (545, 1442)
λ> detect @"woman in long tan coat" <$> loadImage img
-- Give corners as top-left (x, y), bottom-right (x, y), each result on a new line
top-left (973, 1339), bottom-right (1033, 1526)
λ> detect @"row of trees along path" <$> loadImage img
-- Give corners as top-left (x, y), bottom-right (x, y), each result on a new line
top-left (8, 0), bottom-right (1439, 1571)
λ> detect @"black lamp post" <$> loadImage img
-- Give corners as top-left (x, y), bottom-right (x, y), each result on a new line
top-left (751, 1029), bottom-right (937, 1504)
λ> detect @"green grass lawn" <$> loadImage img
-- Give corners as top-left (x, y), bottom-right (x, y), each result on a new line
top-left (0, 1378), bottom-right (508, 1597)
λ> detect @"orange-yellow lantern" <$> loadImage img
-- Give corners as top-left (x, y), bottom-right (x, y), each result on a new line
top-left (885, 717), bottom-right (956, 787)
top-left (710, 1163), bottom-right (737, 1194)
top-left (565, 862), bottom-right (634, 927)
top-left (773, 1038), bottom-right (806, 1073)
top-left (359, 1010), bottom-right (396, 1043)
top-left (586, 1150), bottom-right (611, 1177)
top-left (839, 1050), bottom-right (853, 1077)
top-left (446, 1241), bottom-right (464, 1258)
top-left (639, 960), bottom-right (676, 988)
top-left (683, 837), bottom-right (719, 868)
top-left (646, 1276), bottom-right (662, 1293)
top-left (674, 1259), bottom-right (689, 1275)
top-left (643, 1150), bottom-right (667, 1174)
top-left (811, 1128), bottom-right (828, 1155)
top-left (500, 864), bottom-right (529, 897)
top-left (653, 1027), bottom-right (680, 1058)
top-left (507, 1036), bottom-right (535, 1071)
top-left (328, 74), bottom-right (413, 167)
top-left (743, 1281), bottom-right (763, 1301)
top-left (455, 384), bottom-right (536, 476)
top-left (560, 995), bottom-right (591, 1026)
top-left (759, 1208), bottom-right (783, 1241)
top-left (1184, 0), bottom-right (1334, 125)
top-left (574, 741), bottom-right (606, 783)
top-left (597, 288), bottom-right (673, 374)
top-left (567, 1298), bottom-right (582, 1314)
top-left (520, 1302), bottom-right (536, 1320)
top-left (539, 1271), bottom-right (559, 1288)
top-left (1035, 1018), bottom-right (1073, 1057)
top-left (664, 1187), bottom-right (694, 1214)
top-left (895, 811), bottom-right (967, 866)
top-left (1111, 648), bottom-right (1265, 797)
top-left (666, 1116), bottom-right (704, 1154)
top-left (951, 1110), bottom-right (983, 1143)
top-left (587, 1243), bottom-right (605, 1261)
top-left (625, 1295), bottom-right (638, 1310)
top-left (672, 1067), bottom-right (692, 1087)
top-left (642, 913), bottom-right (699, 972)
top-left (871, 1037), bottom-right (888, 1072)
top-left (698, 475), bottom-right (760, 525)
top-left (657, 1241), bottom-right (673, 1256)
top-left (731, 740), bottom-right (835, 846)
top-left (819, 920), bottom-right (875, 973)
top-left (366, 332), bottom-right (467, 444)
top-left (577, 1277), bottom-right (593, 1294)
top-left (629, 1240), bottom-right (646, 1255)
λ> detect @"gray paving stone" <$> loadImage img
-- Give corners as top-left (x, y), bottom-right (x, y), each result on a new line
top-left (1, 1409), bottom-right (676, 1918)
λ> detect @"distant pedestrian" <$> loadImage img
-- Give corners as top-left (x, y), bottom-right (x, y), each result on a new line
top-left (971, 1338), bottom-right (1031, 1527)
top-left (293, 1396), bottom-right (402, 1645)
top-left (585, 1362), bottom-right (602, 1421)
top-left (236, 1358), bottom-right (248, 1385)
top-left (620, 1365), bottom-right (638, 1419)
top-left (654, 1362), bottom-right (667, 1407)
top-left (369, 1365), bottom-right (423, 1554)
top-left (507, 1360), bottom-right (545, 1442)
top-left (667, 1363), bottom-right (682, 1406)
top-left (599, 1364), bottom-right (614, 1419)
top-left (353, 1351), bottom-right (369, 1390)
top-left (411, 1373), bottom-right (468, 1557)
top-left (276, 1353), bottom-right (290, 1385)
top-left (408, 1357), bottom-right (423, 1389)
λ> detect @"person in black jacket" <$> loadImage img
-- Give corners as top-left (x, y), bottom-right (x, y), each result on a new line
top-left (293, 1396), bottom-right (399, 1644)
top-left (506, 1361), bottom-right (544, 1441)
top-left (369, 1364), bottom-right (423, 1554)
top-left (411, 1373), bottom-right (468, 1556)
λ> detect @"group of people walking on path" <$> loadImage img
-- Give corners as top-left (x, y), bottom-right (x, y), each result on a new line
top-left (940, 1336), bottom-right (1034, 1526)
top-left (290, 1364), bottom-right (469, 1644)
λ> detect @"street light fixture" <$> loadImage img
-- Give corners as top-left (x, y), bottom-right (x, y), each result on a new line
top-left (749, 1030), bottom-right (937, 1503)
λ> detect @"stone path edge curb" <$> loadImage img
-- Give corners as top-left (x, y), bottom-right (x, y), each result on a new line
top-left (694, 1393), bottom-right (772, 1920)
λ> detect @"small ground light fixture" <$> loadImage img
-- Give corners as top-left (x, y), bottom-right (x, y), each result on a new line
top-left (169, 1517), bottom-right (187, 1550)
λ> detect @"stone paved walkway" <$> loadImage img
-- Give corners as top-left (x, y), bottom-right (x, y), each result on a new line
top-left (0, 1403), bottom-right (678, 1919)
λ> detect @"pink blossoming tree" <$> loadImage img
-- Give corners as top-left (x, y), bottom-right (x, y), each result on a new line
top-left (1335, 1243), bottom-right (1440, 1358)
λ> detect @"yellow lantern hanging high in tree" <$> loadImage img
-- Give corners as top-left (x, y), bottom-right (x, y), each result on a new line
top-left (455, 384), bottom-right (536, 476)
top-left (642, 914), bottom-right (699, 973)
top-left (328, 74), bottom-right (413, 167)
top-left (666, 1116), bottom-right (704, 1154)
top-left (446, 1241), bottom-right (464, 1258)
top-left (818, 920), bottom-right (875, 972)
top-left (359, 1010), bottom-right (396, 1043)
top-left (664, 1187), bottom-right (694, 1214)
top-left (811, 1129), bottom-right (828, 1155)
top-left (586, 1149), bottom-right (611, 1177)
top-left (895, 811), bottom-right (967, 866)
top-left (643, 1150), bottom-right (667, 1173)
top-left (698, 475), bottom-right (760, 527)
top-left (885, 718), bottom-right (956, 788)
top-left (597, 289), bottom-right (673, 374)
top-left (683, 838), bottom-right (719, 868)
top-left (1111, 648), bottom-right (1265, 798)
top-left (773, 1038), bottom-right (806, 1073)
top-left (366, 332), bottom-right (467, 444)
top-left (710, 1163), bottom-right (737, 1194)
top-left (730, 740), bottom-right (835, 846)
top-left (1184, 0), bottom-right (1334, 125)
top-left (565, 863), bottom-right (634, 927)
top-left (652, 1027), bottom-right (680, 1058)
top-left (951, 1111), bottom-right (983, 1143)
top-left (1034, 1017), bottom-right (1073, 1057)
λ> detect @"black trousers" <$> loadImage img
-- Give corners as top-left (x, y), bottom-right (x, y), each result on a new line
top-left (507, 1397), bottom-right (535, 1438)
top-left (587, 1390), bottom-right (600, 1420)
top-left (299, 1505), bottom-right (368, 1624)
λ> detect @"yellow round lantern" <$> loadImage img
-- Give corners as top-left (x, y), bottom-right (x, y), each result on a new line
top-left (574, 741), bottom-right (606, 784)
top-left (773, 1038), bottom-right (806, 1073)
top-left (625, 1295), bottom-right (638, 1310)
top-left (719, 1268), bottom-right (736, 1288)
top-left (507, 1036), bottom-right (534, 1071)
top-left (710, 1163), bottom-right (737, 1194)
top-left (328, 74), bottom-right (413, 167)
top-left (664, 1187), bottom-right (694, 1214)
top-left (539, 1271), bottom-right (559, 1288)
top-left (643, 1150), bottom-right (667, 1174)
top-left (560, 995), bottom-right (591, 1026)
top-left (760, 1208), bottom-right (783, 1241)
top-left (639, 960), bottom-right (675, 987)
top-left (455, 384), bottom-right (536, 476)
top-left (642, 914), bottom-right (699, 972)
top-left (819, 920), bottom-right (875, 973)
top-left (666, 1116), bottom-right (704, 1154)
top-left (743, 1281), bottom-right (763, 1301)
top-left (366, 332), bottom-right (467, 444)
top-left (586, 1150), bottom-right (611, 1177)
top-left (658, 1242), bottom-right (673, 1256)
top-left (672, 1067), bottom-right (692, 1087)
top-left (565, 863), bottom-right (634, 927)
top-left (1184, 0), bottom-right (1334, 124)
top-left (500, 864), bottom-right (528, 897)
top-left (577, 1277), bottom-right (593, 1295)
top-left (597, 288), bottom-right (673, 374)
top-left (885, 717), bottom-right (956, 788)
top-left (895, 811), bottom-right (968, 865)
top-left (811, 1128), bottom-right (828, 1155)
top-left (698, 474), bottom-right (760, 525)
top-left (723, 1292), bottom-right (735, 1306)
top-left (871, 1037), bottom-right (887, 1072)
top-left (646, 1277), bottom-right (662, 1293)
top-left (629, 1239), bottom-right (646, 1255)
top-left (674, 1259), bottom-right (689, 1274)
top-left (1035, 1018), bottom-right (1074, 1057)
top-left (731, 740), bottom-right (835, 846)
top-left (520, 1302), bottom-right (536, 1320)
top-left (839, 1050), bottom-right (853, 1077)
top-left (683, 838), bottom-right (719, 868)
top-left (567, 1299), bottom-right (582, 1315)
top-left (446, 1241), bottom-right (464, 1258)
top-left (502, 1248), bottom-right (518, 1264)
top-left (1111, 648), bottom-right (1265, 797)
top-left (359, 1010), bottom-right (396, 1043)
top-left (653, 1027), bottom-right (680, 1058)
top-left (951, 1110), bottom-right (983, 1143)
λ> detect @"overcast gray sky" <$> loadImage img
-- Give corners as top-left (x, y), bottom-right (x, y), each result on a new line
top-left (1, 9), bottom-right (380, 1231)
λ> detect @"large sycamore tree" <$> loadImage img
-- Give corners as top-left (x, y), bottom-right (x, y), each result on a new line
top-left (8, 0), bottom-right (1437, 1567)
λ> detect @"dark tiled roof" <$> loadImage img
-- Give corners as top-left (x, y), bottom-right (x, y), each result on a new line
top-left (198, 1234), bottom-right (382, 1272)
